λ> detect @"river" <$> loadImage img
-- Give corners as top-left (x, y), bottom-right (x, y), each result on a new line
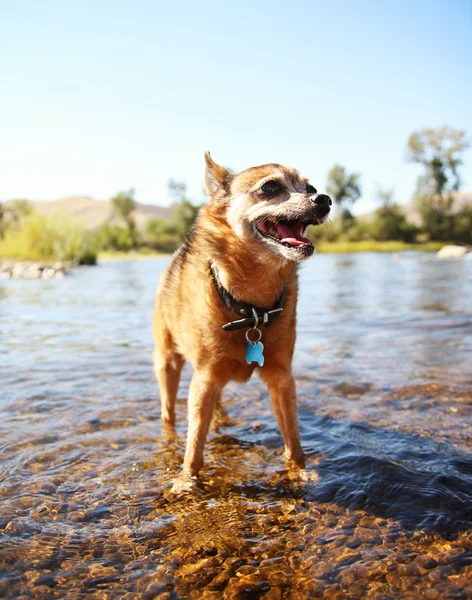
top-left (1, 252), bottom-right (471, 598)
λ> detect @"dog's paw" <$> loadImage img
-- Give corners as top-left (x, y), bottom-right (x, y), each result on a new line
top-left (170, 473), bottom-right (200, 495)
top-left (298, 469), bottom-right (320, 484)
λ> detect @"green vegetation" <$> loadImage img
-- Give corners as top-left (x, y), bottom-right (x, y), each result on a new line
top-left (95, 181), bottom-right (200, 255)
top-left (0, 211), bottom-right (97, 264)
top-left (110, 188), bottom-right (138, 246)
top-left (315, 126), bottom-right (470, 248)
top-left (140, 180), bottom-right (200, 253)
top-left (98, 249), bottom-right (165, 260)
top-left (326, 164), bottom-right (361, 229)
top-left (0, 199), bottom-right (34, 236)
top-left (0, 126), bottom-right (470, 263)
top-left (315, 240), bottom-right (443, 254)
top-left (406, 126), bottom-right (470, 241)
top-left (98, 223), bottom-right (135, 252)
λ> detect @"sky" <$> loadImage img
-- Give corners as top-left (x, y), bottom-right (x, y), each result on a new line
top-left (1, 0), bottom-right (471, 214)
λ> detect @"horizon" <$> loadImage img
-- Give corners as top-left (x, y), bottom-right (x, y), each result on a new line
top-left (1, 0), bottom-right (471, 216)
top-left (6, 188), bottom-right (472, 218)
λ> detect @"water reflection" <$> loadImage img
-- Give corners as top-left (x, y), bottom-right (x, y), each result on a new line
top-left (0, 254), bottom-right (471, 599)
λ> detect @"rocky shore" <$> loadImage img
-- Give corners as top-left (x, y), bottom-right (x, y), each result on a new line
top-left (0, 260), bottom-right (70, 280)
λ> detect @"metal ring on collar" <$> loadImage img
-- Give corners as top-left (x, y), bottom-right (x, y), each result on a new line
top-left (246, 327), bottom-right (262, 343)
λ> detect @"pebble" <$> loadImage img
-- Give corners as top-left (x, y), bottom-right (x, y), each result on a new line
top-left (0, 260), bottom-right (69, 279)
top-left (5, 518), bottom-right (42, 535)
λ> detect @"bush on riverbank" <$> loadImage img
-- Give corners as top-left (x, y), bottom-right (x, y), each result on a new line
top-left (0, 212), bottom-right (97, 265)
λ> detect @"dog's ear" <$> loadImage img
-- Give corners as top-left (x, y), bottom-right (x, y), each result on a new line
top-left (204, 151), bottom-right (232, 197)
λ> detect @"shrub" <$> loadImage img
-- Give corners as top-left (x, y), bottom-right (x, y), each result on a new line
top-left (0, 212), bottom-right (97, 264)
top-left (453, 206), bottom-right (472, 243)
top-left (143, 219), bottom-right (180, 252)
top-left (370, 206), bottom-right (419, 242)
top-left (97, 224), bottom-right (134, 251)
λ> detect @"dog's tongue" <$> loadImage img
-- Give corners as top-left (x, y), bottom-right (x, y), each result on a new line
top-left (275, 222), bottom-right (312, 246)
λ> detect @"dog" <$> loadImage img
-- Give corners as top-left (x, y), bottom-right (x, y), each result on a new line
top-left (152, 152), bottom-right (331, 481)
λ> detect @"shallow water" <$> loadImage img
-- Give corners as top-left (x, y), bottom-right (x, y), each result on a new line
top-left (1, 252), bottom-right (472, 599)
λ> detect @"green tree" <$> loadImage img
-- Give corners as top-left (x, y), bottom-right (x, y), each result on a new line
top-left (371, 187), bottom-right (417, 242)
top-left (453, 206), bottom-right (472, 243)
top-left (110, 188), bottom-right (137, 246)
top-left (98, 223), bottom-right (134, 251)
top-left (9, 199), bottom-right (33, 218)
top-left (167, 180), bottom-right (199, 242)
top-left (174, 198), bottom-right (199, 240)
top-left (0, 199), bottom-right (34, 236)
top-left (146, 219), bottom-right (176, 238)
top-left (145, 219), bottom-right (179, 252)
top-left (406, 126), bottom-right (469, 240)
top-left (326, 164), bottom-right (361, 228)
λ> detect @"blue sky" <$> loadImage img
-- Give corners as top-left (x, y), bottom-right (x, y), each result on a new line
top-left (1, 0), bottom-right (471, 214)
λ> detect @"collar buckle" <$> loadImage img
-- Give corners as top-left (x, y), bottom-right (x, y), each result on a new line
top-left (209, 262), bottom-right (286, 332)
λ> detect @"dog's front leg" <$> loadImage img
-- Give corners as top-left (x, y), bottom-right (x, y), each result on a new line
top-left (260, 367), bottom-right (305, 469)
top-left (182, 371), bottom-right (222, 476)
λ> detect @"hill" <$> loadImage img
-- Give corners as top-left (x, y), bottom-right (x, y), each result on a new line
top-left (5, 196), bottom-right (175, 231)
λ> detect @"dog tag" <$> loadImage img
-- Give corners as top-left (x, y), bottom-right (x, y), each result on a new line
top-left (246, 341), bottom-right (264, 366)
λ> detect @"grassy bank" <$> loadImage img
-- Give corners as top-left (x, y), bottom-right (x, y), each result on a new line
top-left (315, 240), bottom-right (444, 253)
top-left (98, 241), bottom-right (446, 260)
top-left (98, 249), bottom-right (168, 261)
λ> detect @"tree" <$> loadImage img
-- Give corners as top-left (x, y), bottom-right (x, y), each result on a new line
top-left (168, 179), bottom-right (187, 199)
top-left (110, 188), bottom-right (137, 245)
top-left (407, 126), bottom-right (469, 196)
top-left (111, 188), bottom-right (137, 226)
top-left (406, 126), bottom-right (469, 240)
top-left (371, 186), bottom-right (417, 242)
top-left (98, 223), bottom-right (134, 251)
top-left (9, 199), bottom-right (33, 218)
top-left (145, 219), bottom-right (179, 252)
top-left (167, 180), bottom-right (199, 241)
top-left (375, 186), bottom-right (395, 209)
top-left (174, 198), bottom-right (199, 240)
top-left (0, 199), bottom-right (33, 237)
top-left (326, 164), bottom-right (361, 227)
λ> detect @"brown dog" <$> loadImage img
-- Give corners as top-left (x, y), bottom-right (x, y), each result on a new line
top-left (152, 152), bottom-right (331, 480)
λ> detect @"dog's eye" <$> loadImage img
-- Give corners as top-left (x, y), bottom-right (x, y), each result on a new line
top-left (307, 184), bottom-right (317, 195)
top-left (260, 180), bottom-right (282, 195)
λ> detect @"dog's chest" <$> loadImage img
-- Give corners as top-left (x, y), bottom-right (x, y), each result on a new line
top-left (216, 328), bottom-right (283, 382)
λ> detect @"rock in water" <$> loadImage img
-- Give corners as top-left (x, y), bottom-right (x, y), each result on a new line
top-left (436, 245), bottom-right (468, 259)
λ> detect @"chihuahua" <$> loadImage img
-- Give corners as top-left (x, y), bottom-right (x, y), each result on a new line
top-left (152, 152), bottom-right (331, 480)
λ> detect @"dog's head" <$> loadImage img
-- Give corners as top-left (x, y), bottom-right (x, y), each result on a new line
top-left (204, 151), bottom-right (331, 261)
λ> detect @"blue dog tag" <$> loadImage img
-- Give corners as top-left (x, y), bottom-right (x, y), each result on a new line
top-left (246, 341), bottom-right (264, 366)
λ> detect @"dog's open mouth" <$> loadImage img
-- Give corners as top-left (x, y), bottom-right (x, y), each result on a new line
top-left (255, 218), bottom-right (318, 248)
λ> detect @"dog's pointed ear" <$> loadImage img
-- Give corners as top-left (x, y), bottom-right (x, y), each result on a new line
top-left (204, 151), bottom-right (232, 197)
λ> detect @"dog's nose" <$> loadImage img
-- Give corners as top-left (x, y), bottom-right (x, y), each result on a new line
top-left (312, 194), bottom-right (332, 209)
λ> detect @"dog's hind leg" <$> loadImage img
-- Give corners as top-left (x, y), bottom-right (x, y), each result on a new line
top-left (210, 393), bottom-right (232, 430)
top-left (153, 329), bottom-right (184, 427)
top-left (183, 371), bottom-right (222, 476)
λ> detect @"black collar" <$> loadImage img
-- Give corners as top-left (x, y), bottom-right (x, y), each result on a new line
top-left (210, 262), bottom-right (285, 331)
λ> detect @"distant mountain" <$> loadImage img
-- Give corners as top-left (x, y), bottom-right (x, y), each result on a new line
top-left (5, 196), bottom-right (175, 230)
top-left (7, 190), bottom-right (471, 230)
